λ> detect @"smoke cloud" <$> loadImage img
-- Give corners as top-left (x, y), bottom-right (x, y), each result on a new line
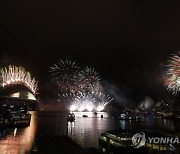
top-left (102, 80), bottom-right (135, 108)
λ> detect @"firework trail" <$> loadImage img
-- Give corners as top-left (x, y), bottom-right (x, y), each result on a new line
top-left (59, 92), bottom-right (96, 111)
top-left (50, 59), bottom-right (113, 111)
top-left (0, 65), bottom-right (38, 95)
top-left (75, 93), bottom-right (95, 111)
top-left (95, 92), bottom-right (113, 102)
top-left (96, 93), bottom-right (113, 111)
top-left (165, 53), bottom-right (180, 94)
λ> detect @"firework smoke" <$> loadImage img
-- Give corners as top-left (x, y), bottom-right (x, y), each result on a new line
top-left (102, 80), bottom-right (135, 108)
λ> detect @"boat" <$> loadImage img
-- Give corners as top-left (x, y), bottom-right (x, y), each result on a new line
top-left (99, 129), bottom-right (175, 154)
top-left (82, 115), bottom-right (88, 118)
top-left (67, 113), bottom-right (75, 122)
top-left (119, 113), bottom-right (136, 120)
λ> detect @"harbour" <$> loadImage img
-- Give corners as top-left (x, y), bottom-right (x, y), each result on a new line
top-left (0, 111), bottom-right (180, 153)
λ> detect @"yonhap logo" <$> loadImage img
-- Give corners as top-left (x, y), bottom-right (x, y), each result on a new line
top-left (132, 132), bottom-right (146, 148)
top-left (132, 132), bottom-right (179, 150)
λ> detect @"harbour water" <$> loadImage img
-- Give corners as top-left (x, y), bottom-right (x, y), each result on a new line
top-left (0, 111), bottom-right (180, 153)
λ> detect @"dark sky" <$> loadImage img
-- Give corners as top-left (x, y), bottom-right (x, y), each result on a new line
top-left (1, 0), bottom-right (180, 102)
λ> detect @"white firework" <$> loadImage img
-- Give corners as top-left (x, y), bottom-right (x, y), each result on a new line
top-left (97, 102), bottom-right (108, 112)
top-left (96, 93), bottom-right (113, 111)
top-left (0, 65), bottom-right (38, 95)
top-left (165, 53), bottom-right (180, 94)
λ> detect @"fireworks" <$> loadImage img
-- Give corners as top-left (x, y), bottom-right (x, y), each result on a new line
top-left (68, 93), bottom-right (95, 112)
top-left (96, 93), bottom-right (113, 112)
top-left (97, 104), bottom-right (106, 112)
top-left (69, 93), bottom-right (113, 112)
top-left (50, 59), bottom-right (113, 111)
top-left (0, 65), bottom-right (38, 95)
top-left (165, 53), bottom-right (180, 94)
top-left (79, 67), bottom-right (101, 94)
top-left (49, 59), bottom-right (80, 93)
top-left (50, 60), bottom-right (102, 95)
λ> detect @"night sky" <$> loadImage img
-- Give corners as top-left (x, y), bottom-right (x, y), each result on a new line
top-left (1, 1), bottom-right (180, 105)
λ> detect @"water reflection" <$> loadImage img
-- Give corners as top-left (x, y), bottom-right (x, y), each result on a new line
top-left (0, 111), bottom-right (37, 154)
top-left (1, 111), bottom-right (180, 152)
top-left (13, 111), bottom-right (180, 150)
top-left (66, 113), bottom-right (180, 148)
top-left (67, 113), bottom-right (120, 148)
top-left (67, 121), bottom-right (75, 137)
top-left (163, 119), bottom-right (175, 131)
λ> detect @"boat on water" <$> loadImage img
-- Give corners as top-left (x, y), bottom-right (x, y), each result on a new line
top-left (119, 113), bottom-right (136, 120)
top-left (67, 113), bottom-right (75, 122)
top-left (99, 129), bottom-right (176, 154)
top-left (82, 115), bottom-right (88, 118)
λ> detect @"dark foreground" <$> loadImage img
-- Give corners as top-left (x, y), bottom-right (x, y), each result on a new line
top-left (31, 135), bottom-right (102, 154)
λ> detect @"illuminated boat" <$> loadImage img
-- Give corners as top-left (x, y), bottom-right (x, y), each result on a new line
top-left (67, 113), bottom-right (75, 122)
top-left (99, 129), bottom-right (176, 154)
top-left (119, 114), bottom-right (136, 120)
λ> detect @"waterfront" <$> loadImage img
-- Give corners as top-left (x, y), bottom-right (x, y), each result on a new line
top-left (0, 111), bottom-right (180, 153)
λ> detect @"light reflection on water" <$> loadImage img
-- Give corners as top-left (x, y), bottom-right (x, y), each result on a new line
top-left (0, 112), bottom-right (37, 154)
top-left (0, 111), bottom-right (180, 152)
top-left (67, 113), bottom-right (180, 148)
top-left (67, 116), bottom-right (120, 148)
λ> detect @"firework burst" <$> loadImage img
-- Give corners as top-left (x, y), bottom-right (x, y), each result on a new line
top-left (96, 93), bottom-right (113, 111)
top-left (50, 59), bottom-right (113, 111)
top-left (165, 52), bottom-right (180, 94)
top-left (63, 91), bottom-right (113, 112)
top-left (49, 59), bottom-right (80, 93)
top-left (79, 67), bottom-right (101, 94)
top-left (0, 65), bottom-right (38, 95)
